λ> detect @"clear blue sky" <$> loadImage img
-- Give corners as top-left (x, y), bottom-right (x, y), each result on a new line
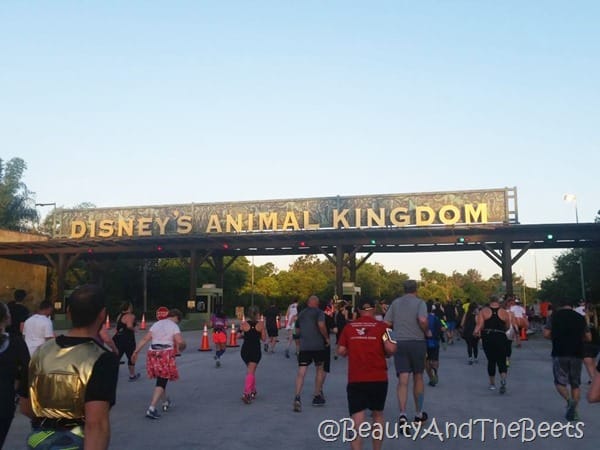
top-left (2, 1), bottom-right (598, 288)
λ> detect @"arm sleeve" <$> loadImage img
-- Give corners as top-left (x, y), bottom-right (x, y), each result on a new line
top-left (85, 352), bottom-right (119, 406)
top-left (418, 301), bottom-right (428, 319)
top-left (383, 303), bottom-right (393, 323)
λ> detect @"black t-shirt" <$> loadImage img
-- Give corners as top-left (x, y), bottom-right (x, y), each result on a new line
top-left (0, 332), bottom-right (30, 418)
top-left (444, 304), bottom-right (457, 321)
top-left (263, 306), bottom-right (279, 329)
top-left (7, 301), bottom-right (30, 336)
top-left (545, 309), bottom-right (588, 358)
top-left (32, 336), bottom-right (119, 406)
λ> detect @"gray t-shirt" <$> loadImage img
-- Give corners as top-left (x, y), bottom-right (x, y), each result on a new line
top-left (295, 307), bottom-right (326, 351)
top-left (384, 294), bottom-right (428, 341)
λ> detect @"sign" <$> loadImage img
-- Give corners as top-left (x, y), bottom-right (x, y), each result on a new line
top-left (156, 306), bottom-right (169, 320)
top-left (60, 188), bottom-right (517, 239)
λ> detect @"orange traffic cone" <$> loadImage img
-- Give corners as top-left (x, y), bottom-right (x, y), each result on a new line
top-left (227, 323), bottom-right (239, 347)
top-left (198, 324), bottom-right (211, 351)
top-left (105, 314), bottom-right (110, 329)
top-left (520, 327), bottom-right (528, 341)
top-left (140, 313), bottom-right (146, 330)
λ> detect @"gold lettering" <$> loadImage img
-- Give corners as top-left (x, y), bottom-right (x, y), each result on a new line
top-left (156, 217), bottom-right (169, 235)
top-left (226, 214), bottom-right (244, 232)
top-left (138, 217), bottom-right (153, 236)
top-left (89, 220), bottom-right (96, 238)
top-left (206, 215), bottom-right (222, 233)
top-left (282, 212), bottom-right (300, 230)
top-left (303, 211), bottom-right (319, 229)
top-left (333, 209), bottom-right (350, 228)
top-left (71, 220), bottom-right (87, 238)
top-left (248, 213), bottom-right (255, 231)
top-left (259, 212), bottom-right (278, 231)
top-left (98, 220), bottom-right (114, 238)
top-left (465, 203), bottom-right (488, 223)
top-left (355, 209), bottom-right (362, 228)
top-left (416, 206), bottom-right (435, 226)
top-left (439, 205), bottom-right (460, 225)
top-left (177, 216), bottom-right (192, 234)
top-left (117, 218), bottom-right (133, 237)
top-left (389, 207), bottom-right (409, 226)
top-left (367, 208), bottom-right (386, 227)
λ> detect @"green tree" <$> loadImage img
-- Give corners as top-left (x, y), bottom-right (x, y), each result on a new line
top-left (0, 157), bottom-right (38, 231)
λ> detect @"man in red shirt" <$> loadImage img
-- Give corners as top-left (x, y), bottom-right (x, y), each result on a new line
top-left (337, 298), bottom-right (397, 450)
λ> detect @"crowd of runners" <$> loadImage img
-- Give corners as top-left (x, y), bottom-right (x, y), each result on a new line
top-left (1, 283), bottom-right (599, 449)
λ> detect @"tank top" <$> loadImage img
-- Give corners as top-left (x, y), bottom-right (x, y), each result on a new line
top-left (244, 321), bottom-right (261, 348)
top-left (483, 307), bottom-right (506, 333)
top-left (115, 313), bottom-right (136, 337)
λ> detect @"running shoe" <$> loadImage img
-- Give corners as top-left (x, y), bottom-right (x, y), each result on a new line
top-left (251, 391), bottom-right (257, 400)
top-left (312, 394), bottom-right (326, 406)
top-left (285, 349), bottom-right (290, 358)
top-left (264, 343), bottom-right (269, 352)
top-left (565, 400), bottom-right (576, 421)
top-left (499, 381), bottom-right (506, 395)
top-left (488, 384), bottom-right (496, 391)
top-left (128, 373), bottom-right (141, 382)
top-left (468, 358), bottom-right (473, 365)
top-left (398, 414), bottom-right (411, 437)
top-left (216, 359), bottom-right (221, 368)
top-left (145, 407), bottom-right (160, 419)
top-left (414, 412), bottom-right (428, 423)
top-left (162, 398), bottom-right (172, 412)
top-left (293, 396), bottom-right (302, 412)
top-left (242, 393), bottom-right (252, 404)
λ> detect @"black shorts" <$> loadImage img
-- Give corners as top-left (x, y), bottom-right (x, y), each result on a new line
top-left (267, 326), bottom-right (279, 338)
top-left (347, 381), bottom-right (388, 415)
top-left (426, 346), bottom-right (439, 361)
top-left (298, 350), bottom-right (327, 367)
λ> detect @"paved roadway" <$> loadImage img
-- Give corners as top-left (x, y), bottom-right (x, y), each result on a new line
top-left (5, 329), bottom-right (600, 450)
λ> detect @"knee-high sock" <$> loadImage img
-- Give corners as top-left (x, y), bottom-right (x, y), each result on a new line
top-left (244, 373), bottom-right (255, 394)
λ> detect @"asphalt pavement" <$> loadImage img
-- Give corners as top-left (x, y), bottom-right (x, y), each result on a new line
top-left (4, 329), bottom-right (600, 450)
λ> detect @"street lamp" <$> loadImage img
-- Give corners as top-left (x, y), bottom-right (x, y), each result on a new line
top-left (35, 202), bottom-right (57, 238)
top-left (563, 194), bottom-right (585, 301)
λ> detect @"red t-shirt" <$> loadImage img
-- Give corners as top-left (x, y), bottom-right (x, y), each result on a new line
top-left (338, 316), bottom-right (389, 383)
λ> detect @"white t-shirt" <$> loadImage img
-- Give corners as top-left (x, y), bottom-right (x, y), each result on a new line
top-left (286, 303), bottom-right (298, 329)
top-left (23, 314), bottom-right (54, 356)
top-left (574, 306), bottom-right (586, 316)
top-left (510, 305), bottom-right (526, 319)
top-left (150, 318), bottom-right (181, 346)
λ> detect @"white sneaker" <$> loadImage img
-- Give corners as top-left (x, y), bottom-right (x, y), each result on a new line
top-left (162, 398), bottom-right (172, 412)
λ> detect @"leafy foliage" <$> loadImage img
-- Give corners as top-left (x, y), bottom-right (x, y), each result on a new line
top-left (0, 158), bottom-right (38, 231)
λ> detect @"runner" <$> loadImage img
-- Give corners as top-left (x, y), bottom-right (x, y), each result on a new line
top-left (384, 280), bottom-right (430, 425)
top-left (337, 298), bottom-right (397, 450)
top-left (240, 306), bottom-right (267, 404)
top-left (112, 301), bottom-right (140, 381)
top-left (474, 296), bottom-right (510, 393)
top-left (544, 298), bottom-right (591, 421)
top-left (460, 302), bottom-right (480, 365)
top-left (263, 302), bottom-right (279, 353)
top-left (132, 309), bottom-right (186, 419)
top-left (209, 308), bottom-right (228, 367)
top-left (425, 303), bottom-right (443, 386)
top-left (333, 301), bottom-right (350, 360)
top-left (293, 295), bottom-right (329, 412)
top-left (509, 296), bottom-right (528, 347)
top-left (284, 300), bottom-right (299, 358)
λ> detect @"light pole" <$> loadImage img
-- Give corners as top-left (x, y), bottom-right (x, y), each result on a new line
top-left (251, 255), bottom-right (255, 307)
top-left (563, 194), bottom-right (585, 301)
top-left (35, 202), bottom-right (57, 238)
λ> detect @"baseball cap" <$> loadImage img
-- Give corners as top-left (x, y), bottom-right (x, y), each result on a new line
top-left (358, 298), bottom-right (375, 311)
